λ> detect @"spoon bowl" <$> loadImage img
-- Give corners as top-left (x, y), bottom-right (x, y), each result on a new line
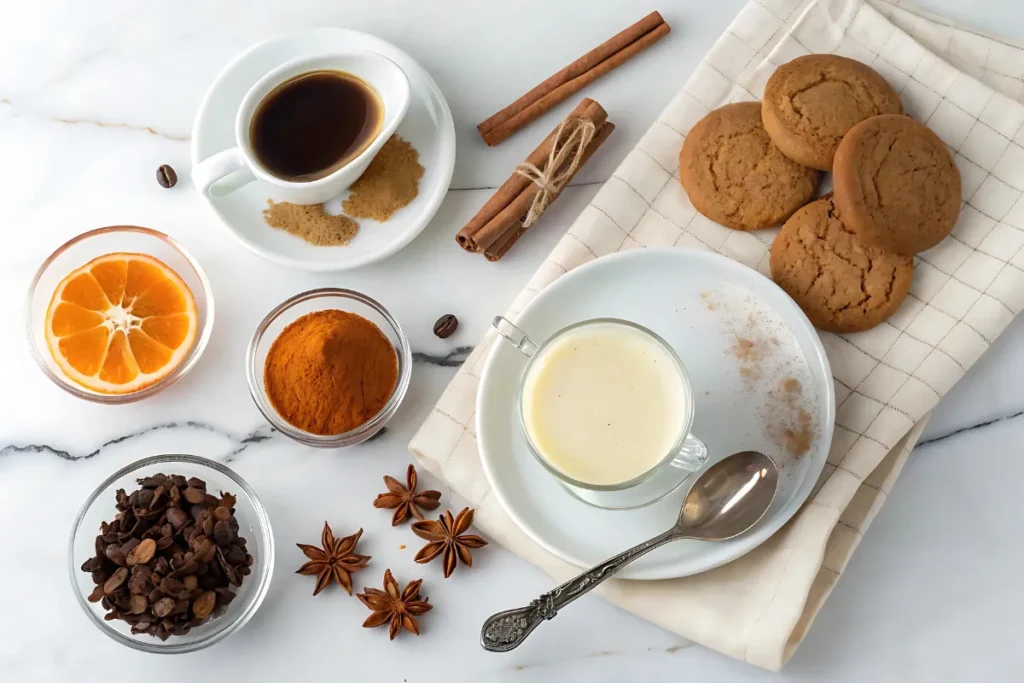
top-left (481, 450), bottom-right (779, 653)
top-left (678, 450), bottom-right (778, 540)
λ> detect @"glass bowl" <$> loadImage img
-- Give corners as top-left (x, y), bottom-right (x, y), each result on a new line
top-left (69, 454), bottom-right (274, 654)
top-left (246, 288), bottom-right (412, 447)
top-left (25, 226), bottom-right (215, 404)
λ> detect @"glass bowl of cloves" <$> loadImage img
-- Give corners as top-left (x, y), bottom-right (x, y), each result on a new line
top-left (68, 454), bottom-right (274, 653)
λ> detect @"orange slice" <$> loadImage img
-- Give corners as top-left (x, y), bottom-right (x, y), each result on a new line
top-left (44, 253), bottom-right (198, 394)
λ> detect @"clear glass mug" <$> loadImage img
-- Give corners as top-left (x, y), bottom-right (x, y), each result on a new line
top-left (493, 316), bottom-right (708, 510)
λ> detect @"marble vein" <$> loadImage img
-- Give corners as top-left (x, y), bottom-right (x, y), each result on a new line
top-left (0, 99), bottom-right (190, 141)
top-left (0, 420), bottom-right (275, 464)
top-left (917, 409), bottom-right (1024, 447)
top-left (413, 345), bottom-right (473, 367)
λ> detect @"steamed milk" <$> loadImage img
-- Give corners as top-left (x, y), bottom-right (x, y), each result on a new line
top-left (521, 323), bottom-right (688, 486)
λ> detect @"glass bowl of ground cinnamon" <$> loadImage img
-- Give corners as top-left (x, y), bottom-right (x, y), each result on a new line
top-left (246, 288), bottom-right (411, 447)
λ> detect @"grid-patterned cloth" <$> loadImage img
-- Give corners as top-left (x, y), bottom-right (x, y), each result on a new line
top-left (410, 0), bottom-right (1024, 670)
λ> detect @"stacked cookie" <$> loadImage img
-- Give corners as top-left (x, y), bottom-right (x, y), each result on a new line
top-left (680, 54), bottom-right (962, 333)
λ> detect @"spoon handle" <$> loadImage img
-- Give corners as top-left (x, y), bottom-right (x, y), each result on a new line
top-left (480, 528), bottom-right (681, 652)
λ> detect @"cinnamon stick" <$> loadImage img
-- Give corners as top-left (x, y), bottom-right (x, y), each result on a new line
top-left (477, 11), bottom-right (668, 146)
top-left (483, 121), bottom-right (614, 262)
top-left (459, 98), bottom-right (607, 253)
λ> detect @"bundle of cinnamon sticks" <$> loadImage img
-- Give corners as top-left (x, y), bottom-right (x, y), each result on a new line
top-left (457, 99), bottom-right (613, 261)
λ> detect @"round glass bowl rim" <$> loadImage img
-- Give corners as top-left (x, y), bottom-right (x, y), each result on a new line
top-left (24, 225), bottom-right (215, 404)
top-left (68, 453), bottom-right (275, 654)
top-left (245, 287), bottom-right (412, 447)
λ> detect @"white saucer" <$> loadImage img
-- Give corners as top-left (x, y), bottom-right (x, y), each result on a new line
top-left (477, 249), bottom-right (835, 580)
top-left (190, 28), bottom-right (456, 271)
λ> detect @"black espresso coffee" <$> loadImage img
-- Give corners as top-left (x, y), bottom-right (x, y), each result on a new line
top-left (250, 70), bottom-right (383, 182)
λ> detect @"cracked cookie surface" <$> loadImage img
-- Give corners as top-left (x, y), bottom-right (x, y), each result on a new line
top-left (762, 55), bottom-right (903, 171)
top-left (834, 114), bottom-right (961, 255)
top-left (679, 101), bottom-right (821, 231)
top-left (770, 196), bottom-right (914, 333)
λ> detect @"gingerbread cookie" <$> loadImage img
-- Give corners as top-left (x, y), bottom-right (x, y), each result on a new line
top-left (770, 196), bottom-right (914, 333)
top-left (762, 55), bottom-right (903, 171)
top-left (679, 102), bottom-right (821, 231)
top-left (833, 114), bottom-right (961, 255)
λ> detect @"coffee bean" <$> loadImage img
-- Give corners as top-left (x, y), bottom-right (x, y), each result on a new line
top-left (105, 545), bottom-right (127, 567)
top-left (191, 591), bottom-right (216, 619)
top-left (152, 597), bottom-right (176, 618)
top-left (127, 538), bottom-right (156, 566)
top-left (433, 313), bottom-right (459, 338)
top-left (213, 520), bottom-right (233, 547)
top-left (103, 568), bottom-right (129, 595)
top-left (156, 164), bottom-right (177, 188)
top-left (81, 557), bottom-right (104, 573)
top-left (182, 487), bottom-right (205, 505)
top-left (129, 595), bottom-right (148, 614)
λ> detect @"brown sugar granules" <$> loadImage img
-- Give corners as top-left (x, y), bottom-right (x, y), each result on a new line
top-left (263, 200), bottom-right (358, 246)
top-left (343, 135), bottom-right (424, 221)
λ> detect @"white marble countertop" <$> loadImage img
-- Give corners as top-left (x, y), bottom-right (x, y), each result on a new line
top-left (2, 1), bottom-right (1023, 680)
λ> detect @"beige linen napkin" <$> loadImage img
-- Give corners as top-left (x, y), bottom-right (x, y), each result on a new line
top-left (411, 0), bottom-right (1024, 670)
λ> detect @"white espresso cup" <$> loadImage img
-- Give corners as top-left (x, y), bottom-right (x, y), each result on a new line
top-left (191, 51), bottom-right (411, 204)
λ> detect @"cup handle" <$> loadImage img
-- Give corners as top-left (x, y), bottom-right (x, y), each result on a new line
top-left (492, 316), bottom-right (539, 358)
top-left (671, 434), bottom-right (708, 471)
top-left (191, 147), bottom-right (255, 197)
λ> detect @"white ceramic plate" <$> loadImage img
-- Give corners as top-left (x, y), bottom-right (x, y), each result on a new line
top-left (191, 28), bottom-right (456, 271)
top-left (477, 249), bottom-right (835, 580)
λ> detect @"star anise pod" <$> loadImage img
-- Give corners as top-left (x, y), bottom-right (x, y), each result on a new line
top-left (296, 522), bottom-right (371, 596)
top-left (373, 464), bottom-right (441, 526)
top-left (357, 569), bottom-right (432, 640)
top-left (412, 507), bottom-right (488, 578)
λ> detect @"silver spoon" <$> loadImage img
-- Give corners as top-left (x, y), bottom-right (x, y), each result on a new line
top-left (480, 450), bottom-right (779, 652)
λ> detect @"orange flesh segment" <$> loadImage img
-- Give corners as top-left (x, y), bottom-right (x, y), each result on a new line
top-left (98, 330), bottom-right (140, 384)
top-left (128, 330), bottom-right (173, 373)
top-left (131, 278), bottom-right (189, 317)
top-left (91, 259), bottom-right (128, 305)
top-left (50, 302), bottom-right (105, 337)
top-left (124, 258), bottom-right (166, 302)
top-left (61, 273), bottom-right (111, 311)
top-left (58, 326), bottom-right (111, 375)
top-left (140, 314), bottom-right (191, 348)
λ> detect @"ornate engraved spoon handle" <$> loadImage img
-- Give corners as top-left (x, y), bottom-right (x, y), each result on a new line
top-left (480, 528), bottom-right (681, 652)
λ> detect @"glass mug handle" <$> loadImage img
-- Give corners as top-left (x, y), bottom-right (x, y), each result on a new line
top-left (673, 434), bottom-right (708, 472)
top-left (492, 316), bottom-right (539, 358)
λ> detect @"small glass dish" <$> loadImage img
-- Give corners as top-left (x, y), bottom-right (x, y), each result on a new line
top-left (246, 287), bottom-right (412, 448)
top-left (69, 454), bottom-right (274, 654)
top-left (25, 226), bottom-right (215, 404)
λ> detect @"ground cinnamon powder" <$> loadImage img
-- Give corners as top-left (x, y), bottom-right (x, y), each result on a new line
top-left (264, 310), bottom-right (398, 435)
top-left (342, 135), bottom-right (424, 221)
top-left (263, 200), bottom-right (359, 246)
